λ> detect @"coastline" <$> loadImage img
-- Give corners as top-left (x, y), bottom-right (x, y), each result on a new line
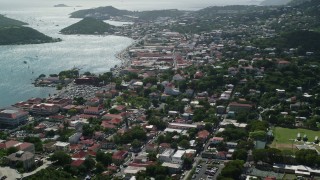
top-left (112, 37), bottom-right (143, 74)
top-left (52, 36), bottom-right (140, 99)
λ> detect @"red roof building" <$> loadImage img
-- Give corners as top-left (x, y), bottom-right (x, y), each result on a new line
top-left (71, 159), bottom-right (85, 167)
top-left (197, 130), bottom-right (210, 141)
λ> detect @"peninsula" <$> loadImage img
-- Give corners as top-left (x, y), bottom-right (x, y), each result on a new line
top-left (0, 15), bottom-right (60, 45)
top-left (60, 17), bottom-right (115, 35)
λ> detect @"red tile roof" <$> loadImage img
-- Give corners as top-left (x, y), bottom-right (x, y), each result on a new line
top-left (197, 130), bottom-right (210, 139)
top-left (18, 142), bottom-right (33, 151)
top-left (71, 159), bottom-right (85, 167)
top-left (72, 151), bottom-right (88, 159)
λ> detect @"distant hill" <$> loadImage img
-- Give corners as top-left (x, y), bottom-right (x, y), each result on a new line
top-left (60, 17), bottom-right (115, 35)
top-left (288, 0), bottom-right (312, 6)
top-left (0, 14), bottom-right (27, 27)
top-left (294, 0), bottom-right (320, 17)
top-left (70, 6), bottom-right (132, 19)
top-left (260, 0), bottom-right (291, 6)
top-left (0, 15), bottom-right (60, 45)
top-left (70, 6), bottom-right (185, 21)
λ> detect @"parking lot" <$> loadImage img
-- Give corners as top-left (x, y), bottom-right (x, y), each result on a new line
top-left (191, 159), bottom-right (224, 180)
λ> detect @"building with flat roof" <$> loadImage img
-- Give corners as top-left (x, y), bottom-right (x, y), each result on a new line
top-left (159, 148), bottom-right (175, 163)
top-left (168, 123), bottom-right (198, 130)
top-left (54, 141), bottom-right (70, 152)
top-left (172, 150), bottom-right (185, 164)
top-left (124, 166), bottom-right (146, 175)
top-left (162, 162), bottom-right (182, 173)
top-left (0, 108), bottom-right (28, 127)
top-left (6, 151), bottom-right (35, 170)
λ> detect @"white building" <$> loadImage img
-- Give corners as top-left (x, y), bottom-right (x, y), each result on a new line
top-left (159, 148), bottom-right (175, 162)
top-left (172, 150), bottom-right (185, 164)
top-left (54, 141), bottom-right (70, 152)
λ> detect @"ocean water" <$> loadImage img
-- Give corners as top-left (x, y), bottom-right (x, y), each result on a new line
top-left (0, 0), bottom-right (262, 108)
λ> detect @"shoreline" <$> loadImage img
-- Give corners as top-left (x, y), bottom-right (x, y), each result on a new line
top-left (52, 36), bottom-right (141, 99)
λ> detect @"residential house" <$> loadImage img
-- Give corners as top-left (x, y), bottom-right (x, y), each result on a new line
top-left (209, 137), bottom-right (224, 145)
top-left (197, 130), bottom-right (210, 142)
top-left (112, 150), bottom-right (128, 165)
top-left (84, 106), bottom-right (104, 115)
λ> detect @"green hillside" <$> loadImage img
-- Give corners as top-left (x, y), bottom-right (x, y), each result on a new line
top-left (70, 6), bottom-right (132, 19)
top-left (254, 30), bottom-right (320, 54)
top-left (0, 26), bottom-right (59, 45)
top-left (60, 17), bottom-right (115, 35)
top-left (0, 15), bottom-right (60, 45)
top-left (0, 15), bottom-right (27, 27)
top-left (70, 6), bottom-right (185, 21)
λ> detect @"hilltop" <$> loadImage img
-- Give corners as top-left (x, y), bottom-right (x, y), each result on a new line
top-left (0, 15), bottom-right (60, 45)
top-left (70, 6), bottom-right (185, 21)
top-left (260, 0), bottom-right (312, 6)
top-left (60, 17), bottom-right (115, 35)
top-left (260, 0), bottom-right (291, 6)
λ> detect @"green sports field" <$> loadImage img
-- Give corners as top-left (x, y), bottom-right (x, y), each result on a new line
top-left (270, 127), bottom-right (320, 150)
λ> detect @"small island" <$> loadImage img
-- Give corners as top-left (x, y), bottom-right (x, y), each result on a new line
top-left (54, 4), bottom-right (69, 7)
top-left (60, 17), bottom-right (115, 35)
top-left (0, 15), bottom-right (61, 45)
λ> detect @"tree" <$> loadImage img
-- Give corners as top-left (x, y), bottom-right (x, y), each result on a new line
top-left (249, 131), bottom-right (267, 141)
top-left (45, 130), bottom-right (55, 138)
top-left (96, 151), bottom-right (112, 166)
top-left (26, 167), bottom-right (76, 180)
top-left (50, 151), bottom-right (72, 166)
top-left (178, 139), bottom-right (190, 149)
top-left (109, 108), bottom-right (120, 114)
top-left (252, 148), bottom-right (283, 164)
top-left (95, 162), bottom-right (105, 174)
top-left (216, 142), bottom-right (228, 152)
top-left (132, 139), bottom-right (142, 149)
top-left (219, 160), bottom-right (244, 180)
top-left (295, 149), bottom-right (319, 166)
top-left (183, 157), bottom-right (193, 170)
top-left (147, 152), bottom-right (157, 161)
top-left (232, 149), bottom-right (248, 161)
top-left (82, 124), bottom-right (94, 137)
top-left (67, 109), bottom-right (77, 116)
top-left (6, 147), bottom-right (18, 155)
top-left (84, 157), bottom-right (96, 170)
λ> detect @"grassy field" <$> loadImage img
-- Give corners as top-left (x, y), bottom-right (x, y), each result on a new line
top-left (270, 127), bottom-right (320, 150)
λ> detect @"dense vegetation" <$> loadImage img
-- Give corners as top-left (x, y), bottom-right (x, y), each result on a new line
top-left (70, 6), bottom-right (185, 21)
top-left (25, 167), bottom-right (76, 180)
top-left (0, 26), bottom-right (59, 45)
top-left (253, 30), bottom-right (320, 55)
top-left (60, 17), bottom-right (115, 35)
top-left (0, 15), bottom-right (59, 45)
top-left (70, 6), bottom-right (132, 19)
top-left (0, 15), bottom-right (26, 27)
